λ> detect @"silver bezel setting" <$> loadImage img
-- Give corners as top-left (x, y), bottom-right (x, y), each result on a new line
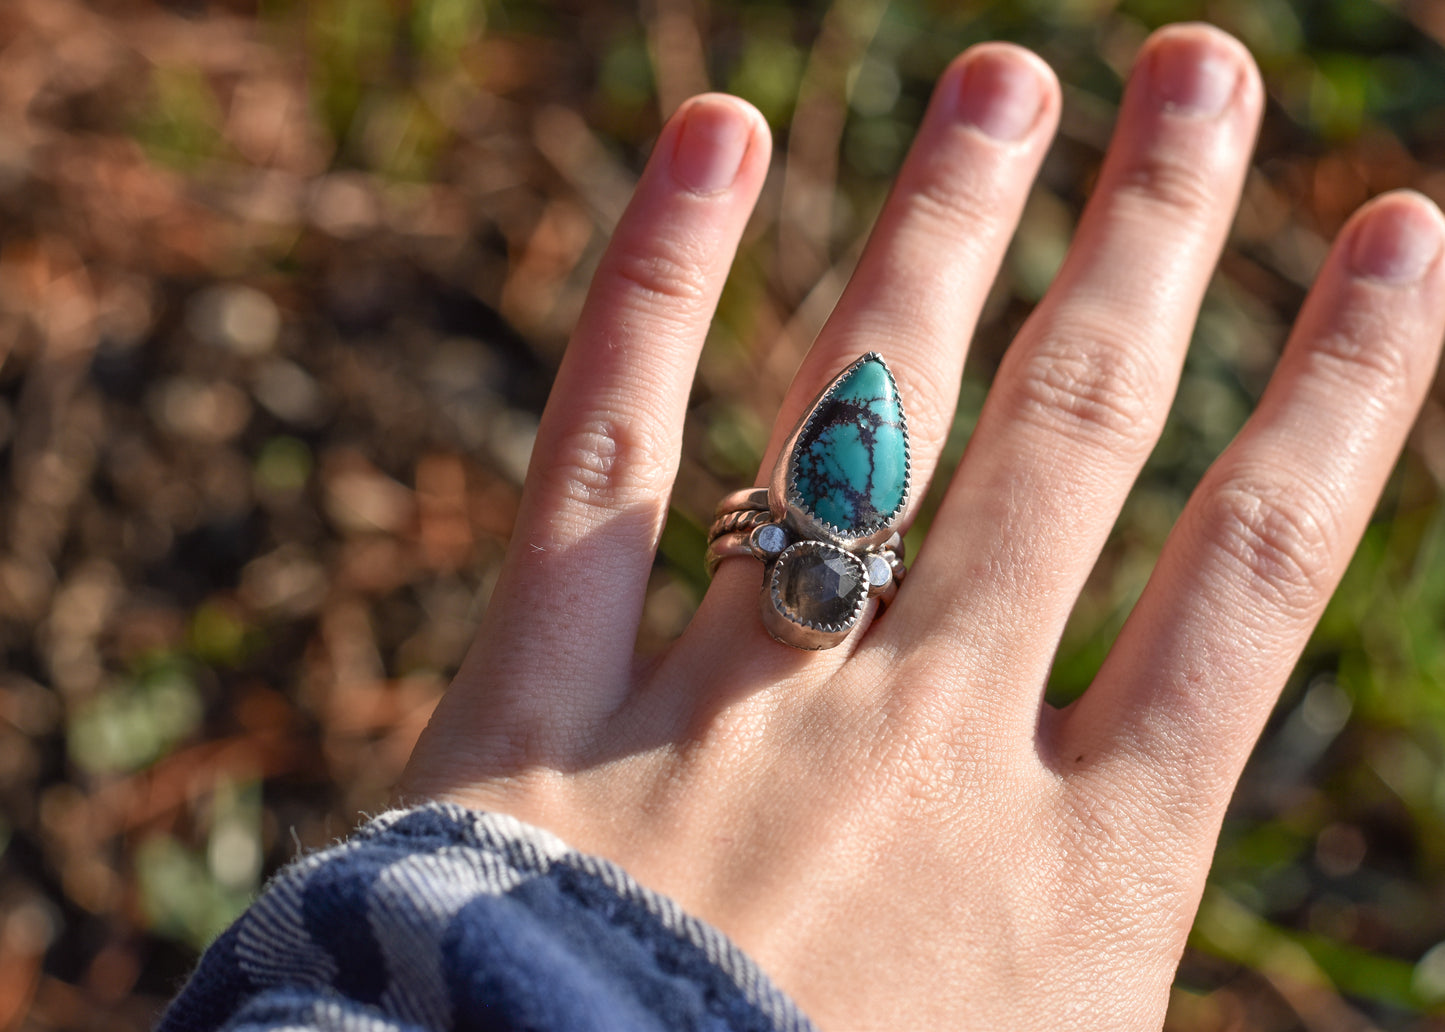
top-left (761, 540), bottom-right (870, 650)
top-left (768, 351), bottom-right (911, 551)
top-left (704, 353), bottom-right (911, 650)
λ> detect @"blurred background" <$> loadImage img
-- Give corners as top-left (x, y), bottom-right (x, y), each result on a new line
top-left (3, 0), bottom-right (1445, 1028)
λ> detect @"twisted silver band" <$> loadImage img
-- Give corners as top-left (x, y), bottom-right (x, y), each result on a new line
top-left (705, 498), bottom-right (907, 607)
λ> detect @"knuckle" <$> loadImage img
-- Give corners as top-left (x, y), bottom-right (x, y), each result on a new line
top-left (543, 416), bottom-right (672, 515)
top-left (1306, 313), bottom-right (1415, 401)
top-left (1010, 330), bottom-right (1159, 450)
top-left (1114, 146), bottom-right (1217, 217)
top-left (903, 167), bottom-right (996, 243)
top-left (1198, 473), bottom-right (1338, 612)
top-left (607, 240), bottom-right (709, 310)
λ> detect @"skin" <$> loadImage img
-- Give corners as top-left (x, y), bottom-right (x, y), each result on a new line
top-left (400, 23), bottom-right (1445, 1031)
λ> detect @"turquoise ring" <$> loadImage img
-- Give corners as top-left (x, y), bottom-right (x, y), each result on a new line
top-left (706, 353), bottom-right (910, 650)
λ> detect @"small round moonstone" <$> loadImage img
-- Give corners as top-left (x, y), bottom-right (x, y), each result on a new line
top-left (775, 543), bottom-right (866, 628)
top-left (752, 523), bottom-right (788, 556)
top-left (865, 553), bottom-right (892, 590)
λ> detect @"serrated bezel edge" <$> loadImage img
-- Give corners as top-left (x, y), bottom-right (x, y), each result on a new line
top-left (775, 351), bottom-right (911, 549)
top-left (765, 541), bottom-right (869, 634)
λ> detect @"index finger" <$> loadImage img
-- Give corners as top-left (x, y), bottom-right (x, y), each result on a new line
top-left (1068, 191), bottom-right (1445, 823)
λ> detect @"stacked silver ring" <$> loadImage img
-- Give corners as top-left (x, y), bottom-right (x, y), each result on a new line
top-left (706, 488), bottom-right (905, 589)
top-left (704, 355), bottom-right (912, 650)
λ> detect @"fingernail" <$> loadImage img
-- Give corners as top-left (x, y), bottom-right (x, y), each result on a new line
top-left (671, 98), bottom-right (753, 194)
top-left (1149, 36), bottom-right (1238, 117)
top-left (1350, 197), bottom-right (1444, 284)
top-left (955, 50), bottom-right (1045, 142)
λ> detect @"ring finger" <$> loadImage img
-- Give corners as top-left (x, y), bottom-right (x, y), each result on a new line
top-left (682, 42), bottom-right (1060, 670)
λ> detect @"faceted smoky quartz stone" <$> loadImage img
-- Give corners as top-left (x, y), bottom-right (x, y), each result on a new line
top-left (775, 543), bottom-right (866, 628)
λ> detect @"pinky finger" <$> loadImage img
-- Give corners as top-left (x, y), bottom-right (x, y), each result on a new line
top-left (454, 96), bottom-right (770, 729)
top-left (1069, 191), bottom-right (1445, 822)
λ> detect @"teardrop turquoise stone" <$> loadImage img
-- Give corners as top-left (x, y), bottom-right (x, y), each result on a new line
top-left (789, 356), bottom-right (908, 535)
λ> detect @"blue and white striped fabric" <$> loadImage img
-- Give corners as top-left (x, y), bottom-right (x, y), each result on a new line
top-left (157, 803), bottom-right (816, 1032)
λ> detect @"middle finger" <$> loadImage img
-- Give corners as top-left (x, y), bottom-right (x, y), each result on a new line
top-left (893, 25), bottom-right (1265, 713)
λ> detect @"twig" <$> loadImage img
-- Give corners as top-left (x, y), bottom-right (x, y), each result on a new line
top-left (642, 0), bottom-right (711, 117)
top-left (775, 0), bottom-right (888, 305)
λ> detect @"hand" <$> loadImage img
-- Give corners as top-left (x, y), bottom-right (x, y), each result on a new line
top-left (400, 23), bottom-right (1445, 1030)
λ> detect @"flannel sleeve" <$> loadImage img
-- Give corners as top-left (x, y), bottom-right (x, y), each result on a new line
top-left (155, 802), bottom-right (816, 1032)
